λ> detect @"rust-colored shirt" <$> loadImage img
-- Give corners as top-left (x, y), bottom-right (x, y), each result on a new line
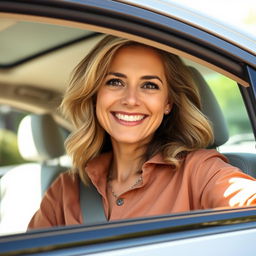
top-left (28, 149), bottom-right (256, 229)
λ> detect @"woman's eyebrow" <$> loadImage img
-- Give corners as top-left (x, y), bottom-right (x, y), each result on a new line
top-left (141, 75), bottom-right (163, 84)
top-left (107, 72), bottom-right (163, 84)
top-left (107, 72), bottom-right (127, 78)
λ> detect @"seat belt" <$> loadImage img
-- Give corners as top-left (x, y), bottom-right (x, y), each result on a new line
top-left (79, 180), bottom-right (107, 225)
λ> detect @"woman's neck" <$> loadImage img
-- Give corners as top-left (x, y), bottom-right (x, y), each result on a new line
top-left (110, 141), bottom-right (146, 183)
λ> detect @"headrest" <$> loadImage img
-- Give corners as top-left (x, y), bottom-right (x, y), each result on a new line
top-left (17, 114), bottom-right (65, 162)
top-left (189, 67), bottom-right (229, 147)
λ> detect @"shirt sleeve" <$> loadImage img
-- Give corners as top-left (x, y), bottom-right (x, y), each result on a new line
top-left (190, 149), bottom-right (256, 209)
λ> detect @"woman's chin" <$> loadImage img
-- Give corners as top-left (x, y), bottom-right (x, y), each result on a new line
top-left (110, 135), bottom-right (152, 148)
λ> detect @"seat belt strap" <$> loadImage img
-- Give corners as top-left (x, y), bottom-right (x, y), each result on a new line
top-left (79, 180), bottom-right (107, 225)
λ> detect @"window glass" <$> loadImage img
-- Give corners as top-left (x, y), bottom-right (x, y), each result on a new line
top-left (205, 72), bottom-right (255, 153)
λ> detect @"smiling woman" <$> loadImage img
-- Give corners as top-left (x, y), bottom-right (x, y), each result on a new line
top-left (26, 35), bottom-right (256, 229)
top-left (0, 0), bottom-right (256, 255)
top-left (96, 45), bottom-right (170, 148)
top-left (61, 36), bottom-right (213, 184)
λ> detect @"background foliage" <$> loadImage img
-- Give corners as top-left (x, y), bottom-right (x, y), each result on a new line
top-left (207, 74), bottom-right (250, 136)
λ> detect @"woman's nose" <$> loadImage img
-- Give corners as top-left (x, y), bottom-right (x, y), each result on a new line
top-left (121, 87), bottom-right (140, 106)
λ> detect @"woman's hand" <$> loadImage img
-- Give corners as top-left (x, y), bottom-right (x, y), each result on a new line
top-left (224, 177), bottom-right (256, 207)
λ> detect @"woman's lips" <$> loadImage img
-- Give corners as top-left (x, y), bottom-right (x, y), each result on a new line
top-left (111, 112), bottom-right (148, 126)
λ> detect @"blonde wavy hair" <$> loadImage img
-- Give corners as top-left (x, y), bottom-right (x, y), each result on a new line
top-left (61, 35), bottom-right (214, 184)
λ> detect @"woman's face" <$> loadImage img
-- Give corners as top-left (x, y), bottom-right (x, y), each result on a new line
top-left (96, 45), bottom-right (171, 148)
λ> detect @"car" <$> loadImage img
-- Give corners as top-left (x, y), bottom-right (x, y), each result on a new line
top-left (0, 0), bottom-right (256, 255)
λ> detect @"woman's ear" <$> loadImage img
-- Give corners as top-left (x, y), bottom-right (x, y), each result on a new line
top-left (164, 102), bottom-right (172, 115)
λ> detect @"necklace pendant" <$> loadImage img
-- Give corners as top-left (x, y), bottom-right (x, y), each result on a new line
top-left (116, 198), bottom-right (124, 206)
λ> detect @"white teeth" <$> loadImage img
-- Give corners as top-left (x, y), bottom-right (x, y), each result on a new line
top-left (115, 113), bottom-right (144, 122)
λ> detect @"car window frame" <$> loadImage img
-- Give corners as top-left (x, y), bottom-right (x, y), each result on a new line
top-left (1, 207), bottom-right (256, 255)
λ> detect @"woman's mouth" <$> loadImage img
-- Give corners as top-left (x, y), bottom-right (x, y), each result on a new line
top-left (112, 112), bottom-right (147, 125)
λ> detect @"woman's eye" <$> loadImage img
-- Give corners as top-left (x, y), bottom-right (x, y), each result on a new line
top-left (106, 78), bottom-right (123, 87)
top-left (142, 82), bottom-right (159, 90)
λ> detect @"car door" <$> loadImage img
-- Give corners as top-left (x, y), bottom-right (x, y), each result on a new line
top-left (0, 0), bottom-right (256, 255)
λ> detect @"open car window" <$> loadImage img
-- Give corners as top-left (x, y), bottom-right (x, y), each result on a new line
top-left (183, 60), bottom-right (255, 154)
top-left (0, 1), bottom-right (256, 254)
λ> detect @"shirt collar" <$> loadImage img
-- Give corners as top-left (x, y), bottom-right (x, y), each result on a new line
top-left (143, 153), bottom-right (168, 166)
top-left (86, 152), bottom-right (112, 186)
top-left (85, 152), bottom-right (174, 188)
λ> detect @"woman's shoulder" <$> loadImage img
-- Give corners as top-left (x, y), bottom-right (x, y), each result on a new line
top-left (183, 148), bottom-right (230, 174)
top-left (48, 170), bottom-right (79, 192)
top-left (181, 149), bottom-right (231, 183)
top-left (186, 148), bottom-right (228, 162)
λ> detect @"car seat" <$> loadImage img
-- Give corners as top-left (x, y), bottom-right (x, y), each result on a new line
top-left (0, 114), bottom-right (67, 234)
top-left (189, 67), bottom-right (256, 177)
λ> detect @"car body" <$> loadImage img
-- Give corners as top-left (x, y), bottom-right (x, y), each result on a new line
top-left (0, 0), bottom-right (256, 255)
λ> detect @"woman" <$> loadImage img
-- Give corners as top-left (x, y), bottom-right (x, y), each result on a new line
top-left (28, 35), bottom-right (256, 228)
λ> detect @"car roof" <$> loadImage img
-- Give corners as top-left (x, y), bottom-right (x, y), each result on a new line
top-left (0, 20), bottom-right (95, 68)
top-left (119, 0), bottom-right (256, 55)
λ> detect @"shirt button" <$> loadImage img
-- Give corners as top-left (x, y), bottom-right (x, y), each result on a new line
top-left (116, 198), bottom-right (124, 206)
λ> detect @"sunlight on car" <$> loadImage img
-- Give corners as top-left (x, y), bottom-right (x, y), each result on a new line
top-left (224, 177), bottom-right (256, 206)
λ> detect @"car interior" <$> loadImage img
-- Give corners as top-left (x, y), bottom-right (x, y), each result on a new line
top-left (0, 114), bottom-right (67, 234)
top-left (0, 17), bottom-right (256, 236)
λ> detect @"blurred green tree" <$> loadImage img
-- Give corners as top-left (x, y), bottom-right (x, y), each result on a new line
top-left (207, 74), bottom-right (250, 136)
top-left (0, 129), bottom-right (27, 166)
